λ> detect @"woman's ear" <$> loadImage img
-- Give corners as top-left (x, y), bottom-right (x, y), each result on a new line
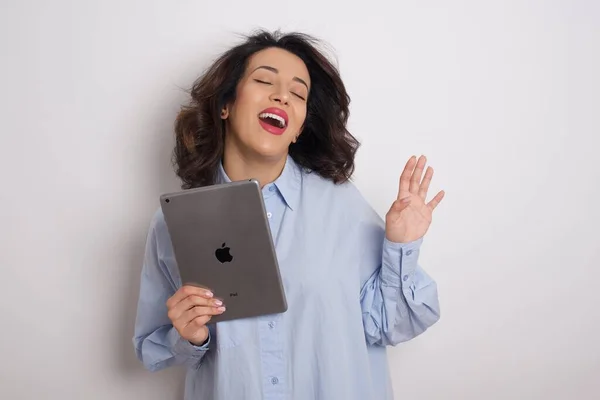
top-left (293, 125), bottom-right (304, 143)
top-left (220, 106), bottom-right (229, 120)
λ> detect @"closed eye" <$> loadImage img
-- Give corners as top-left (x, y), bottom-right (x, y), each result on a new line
top-left (292, 92), bottom-right (306, 101)
top-left (254, 79), bottom-right (272, 85)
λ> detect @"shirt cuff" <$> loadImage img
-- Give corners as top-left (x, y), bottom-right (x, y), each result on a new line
top-left (380, 237), bottom-right (423, 287)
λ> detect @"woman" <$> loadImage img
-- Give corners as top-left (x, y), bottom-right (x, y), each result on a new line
top-left (133, 30), bottom-right (444, 400)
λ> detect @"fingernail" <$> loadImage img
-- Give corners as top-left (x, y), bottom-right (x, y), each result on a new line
top-left (213, 299), bottom-right (223, 306)
top-left (205, 291), bottom-right (213, 298)
top-left (217, 306), bottom-right (226, 312)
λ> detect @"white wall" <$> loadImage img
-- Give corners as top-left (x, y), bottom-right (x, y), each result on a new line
top-left (1, 1), bottom-right (598, 399)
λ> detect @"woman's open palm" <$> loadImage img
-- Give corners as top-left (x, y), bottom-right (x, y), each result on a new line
top-left (385, 155), bottom-right (445, 243)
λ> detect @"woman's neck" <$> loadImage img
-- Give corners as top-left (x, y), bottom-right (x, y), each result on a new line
top-left (222, 143), bottom-right (287, 188)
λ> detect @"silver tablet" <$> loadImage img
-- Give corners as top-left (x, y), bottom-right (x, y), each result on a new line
top-left (159, 179), bottom-right (287, 323)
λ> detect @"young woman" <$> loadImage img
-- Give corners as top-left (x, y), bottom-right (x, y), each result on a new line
top-left (133, 30), bottom-right (445, 400)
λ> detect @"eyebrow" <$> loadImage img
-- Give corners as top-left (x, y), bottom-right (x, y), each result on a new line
top-left (252, 65), bottom-right (309, 91)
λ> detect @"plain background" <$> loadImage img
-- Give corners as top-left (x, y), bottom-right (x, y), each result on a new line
top-left (1, 1), bottom-right (598, 399)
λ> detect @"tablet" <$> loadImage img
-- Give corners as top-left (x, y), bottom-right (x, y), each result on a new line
top-left (159, 179), bottom-right (287, 323)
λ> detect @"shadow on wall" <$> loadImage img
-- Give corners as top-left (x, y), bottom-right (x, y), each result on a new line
top-left (112, 73), bottom-right (191, 399)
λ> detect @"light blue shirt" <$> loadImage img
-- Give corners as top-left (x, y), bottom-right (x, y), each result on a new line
top-left (133, 155), bottom-right (440, 400)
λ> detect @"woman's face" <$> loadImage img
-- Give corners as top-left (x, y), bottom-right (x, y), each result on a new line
top-left (222, 47), bottom-right (311, 160)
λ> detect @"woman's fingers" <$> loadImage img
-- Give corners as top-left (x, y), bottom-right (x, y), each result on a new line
top-left (409, 155), bottom-right (427, 193)
top-left (418, 166), bottom-right (433, 199)
top-left (180, 305), bottom-right (226, 327)
top-left (166, 285), bottom-right (213, 310)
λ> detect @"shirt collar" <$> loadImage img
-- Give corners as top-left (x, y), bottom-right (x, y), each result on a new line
top-left (217, 154), bottom-right (301, 210)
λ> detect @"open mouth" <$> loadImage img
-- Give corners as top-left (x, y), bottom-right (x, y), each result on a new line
top-left (258, 112), bottom-right (287, 129)
top-left (258, 107), bottom-right (289, 135)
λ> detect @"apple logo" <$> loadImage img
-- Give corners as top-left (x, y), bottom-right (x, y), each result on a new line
top-left (215, 242), bottom-right (233, 263)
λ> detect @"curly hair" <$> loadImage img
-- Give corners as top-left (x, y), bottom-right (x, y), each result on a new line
top-left (173, 29), bottom-right (360, 189)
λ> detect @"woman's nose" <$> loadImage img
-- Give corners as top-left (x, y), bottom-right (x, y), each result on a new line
top-left (269, 90), bottom-right (289, 105)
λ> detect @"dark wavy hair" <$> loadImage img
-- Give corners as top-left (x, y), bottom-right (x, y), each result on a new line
top-left (173, 29), bottom-right (360, 189)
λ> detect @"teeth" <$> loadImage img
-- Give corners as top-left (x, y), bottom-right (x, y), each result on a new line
top-left (259, 112), bottom-right (286, 128)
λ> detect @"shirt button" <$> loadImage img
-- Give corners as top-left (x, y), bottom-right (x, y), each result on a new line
top-left (267, 212), bottom-right (272, 219)
top-left (268, 321), bottom-right (275, 329)
top-left (269, 186), bottom-right (276, 192)
top-left (406, 250), bottom-right (413, 256)
top-left (271, 377), bottom-right (279, 385)
top-left (403, 275), bottom-right (409, 281)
